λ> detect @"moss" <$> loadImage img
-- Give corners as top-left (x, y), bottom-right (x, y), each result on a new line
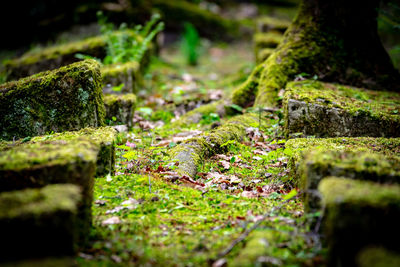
top-left (101, 61), bottom-right (141, 94)
top-left (232, 64), bottom-right (264, 108)
top-left (357, 247), bottom-right (400, 267)
top-left (170, 113), bottom-right (259, 177)
top-left (319, 177), bottom-right (400, 266)
top-left (4, 31), bottom-right (141, 80)
top-left (0, 184), bottom-right (82, 261)
top-left (283, 80), bottom-right (400, 137)
top-left (254, 32), bottom-right (283, 51)
top-left (103, 93), bottom-right (136, 128)
top-left (0, 59), bottom-right (105, 141)
top-left (256, 48), bottom-right (275, 64)
top-left (256, 16), bottom-right (291, 34)
top-left (1, 126), bottom-right (117, 177)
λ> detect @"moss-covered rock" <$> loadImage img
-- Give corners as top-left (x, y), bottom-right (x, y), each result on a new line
top-left (170, 113), bottom-right (259, 177)
top-left (0, 127), bottom-right (117, 177)
top-left (101, 61), bottom-right (141, 94)
top-left (285, 137), bottom-right (400, 210)
top-left (0, 184), bottom-right (82, 262)
top-left (319, 177), bottom-right (400, 267)
top-left (0, 59), bottom-right (105, 141)
top-left (4, 31), bottom-right (141, 81)
top-left (357, 247), bottom-right (400, 267)
top-left (253, 32), bottom-right (283, 60)
top-left (284, 80), bottom-right (400, 138)
top-left (256, 16), bottom-right (291, 34)
top-left (104, 94), bottom-right (136, 128)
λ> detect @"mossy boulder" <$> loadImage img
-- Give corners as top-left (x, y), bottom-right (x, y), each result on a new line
top-left (104, 94), bottom-right (136, 128)
top-left (102, 61), bottom-right (141, 94)
top-left (283, 80), bottom-right (400, 138)
top-left (285, 137), bottom-right (400, 210)
top-left (0, 184), bottom-right (82, 262)
top-left (0, 127), bottom-right (117, 177)
top-left (319, 177), bottom-right (400, 267)
top-left (4, 31), bottom-right (142, 81)
top-left (0, 60), bottom-right (105, 141)
top-left (256, 16), bottom-right (291, 34)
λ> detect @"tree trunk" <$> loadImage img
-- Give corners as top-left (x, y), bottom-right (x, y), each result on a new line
top-left (252, 0), bottom-right (400, 107)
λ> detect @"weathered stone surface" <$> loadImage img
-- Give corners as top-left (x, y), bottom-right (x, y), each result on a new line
top-left (285, 137), bottom-right (400, 210)
top-left (0, 184), bottom-right (82, 262)
top-left (256, 16), bottom-right (290, 34)
top-left (284, 80), bottom-right (400, 137)
top-left (102, 61), bottom-right (142, 94)
top-left (0, 60), bottom-right (105, 141)
top-left (319, 177), bottom-right (400, 267)
top-left (104, 94), bottom-right (136, 128)
top-left (0, 127), bottom-right (117, 177)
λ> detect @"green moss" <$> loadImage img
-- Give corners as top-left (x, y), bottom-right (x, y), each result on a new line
top-left (254, 32), bottom-right (283, 49)
top-left (4, 31), bottom-right (141, 80)
top-left (256, 48), bottom-right (275, 64)
top-left (0, 184), bottom-right (81, 219)
top-left (170, 113), bottom-right (259, 177)
top-left (285, 79), bottom-right (400, 122)
top-left (357, 247), bottom-right (400, 267)
top-left (319, 177), bottom-right (400, 266)
top-left (103, 93), bottom-right (136, 128)
top-left (101, 61), bottom-right (141, 94)
top-left (0, 59), bottom-right (105, 141)
top-left (232, 64), bottom-right (263, 108)
top-left (256, 16), bottom-right (291, 33)
top-left (0, 184), bottom-right (82, 261)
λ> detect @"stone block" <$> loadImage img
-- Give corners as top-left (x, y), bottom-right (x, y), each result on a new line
top-left (284, 80), bottom-right (400, 138)
top-left (101, 61), bottom-right (141, 94)
top-left (0, 60), bottom-right (105, 141)
top-left (0, 184), bottom-right (83, 262)
top-left (104, 94), bottom-right (136, 128)
top-left (256, 16), bottom-right (290, 34)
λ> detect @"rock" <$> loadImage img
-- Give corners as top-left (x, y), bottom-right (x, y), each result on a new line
top-left (284, 80), bottom-right (400, 137)
top-left (103, 94), bottom-right (136, 128)
top-left (256, 48), bottom-right (275, 63)
top-left (101, 61), bottom-right (142, 94)
top-left (256, 16), bottom-right (290, 34)
top-left (253, 32), bottom-right (283, 59)
top-left (0, 60), bottom-right (105, 141)
top-left (0, 184), bottom-right (83, 262)
top-left (319, 177), bottom-right (400, 267)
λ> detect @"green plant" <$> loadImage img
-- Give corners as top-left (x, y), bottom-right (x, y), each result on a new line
top-left (181, 22), bottom-right (200, 66)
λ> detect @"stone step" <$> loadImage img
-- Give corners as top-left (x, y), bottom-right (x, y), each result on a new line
top-left (102, 61), bottom-right (142, 94)
top-left (0, 184), bottom-right (83, 262)
top-left (319, 177), bottom-right (400, 267)
top-left (284, 80), bottom-right (400, 137)
top-left (256, 16), bottom-right (290, 34)
top-left (0, 60), bottom-right (105, 141)
top-left (256, 47), bottom-right (275, 63)
top-left (285, 137), bottom-right (400, 210)
top-left (104, 94), bottom-right (136, 128)
top-left (0, 126), bottom-right (117, 178)
top-left (4, 30), bottom-right (141, 81)
top-left (253, 32), bottom-right (283, 59)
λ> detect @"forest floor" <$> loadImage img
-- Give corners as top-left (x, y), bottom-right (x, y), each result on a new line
top-left (80, 41), bottom-right (324, 266)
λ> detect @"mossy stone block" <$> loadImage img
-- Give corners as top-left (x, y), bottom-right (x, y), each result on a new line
top-left (256, 48), bottom-right (275, 63)
top-left (4, 31), bottom-right (141, 80)
top-left (102, 61), bottom-right (142, 94)
top-left (256, 16), bottom-right (291, 34)
top-left (0, 184), bottom-right (82, 262)
top-left (104, 94), bottom-right (136, 128)
top-left (0, 127), bottom-right (117, 177)
top-left (319, 177), bottom-right (400, 267)
top-left (285, 137), bottom-right (400, 210)
top-left (284, 80), bottom-right (400, 137)
top-left (357, 247), bottom-right (400, 267)
top-left (253, 32), bottom-right (283, 56)
top-left (0, 59), bottom-right (105, 141)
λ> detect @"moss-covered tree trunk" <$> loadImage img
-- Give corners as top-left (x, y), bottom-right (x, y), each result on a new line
top-left (248, 0), bottom-right (400, 107)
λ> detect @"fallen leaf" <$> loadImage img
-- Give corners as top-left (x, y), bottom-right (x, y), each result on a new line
top-left (102, 216), bottom-right (121, 226)
top-left (219, 160), bottom-right (230, 170)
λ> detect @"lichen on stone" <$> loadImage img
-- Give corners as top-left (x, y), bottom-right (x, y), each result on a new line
top-left (104, 93), bottom-right (136, 128)
top-left (101, 61), bottom-right (141, 94)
